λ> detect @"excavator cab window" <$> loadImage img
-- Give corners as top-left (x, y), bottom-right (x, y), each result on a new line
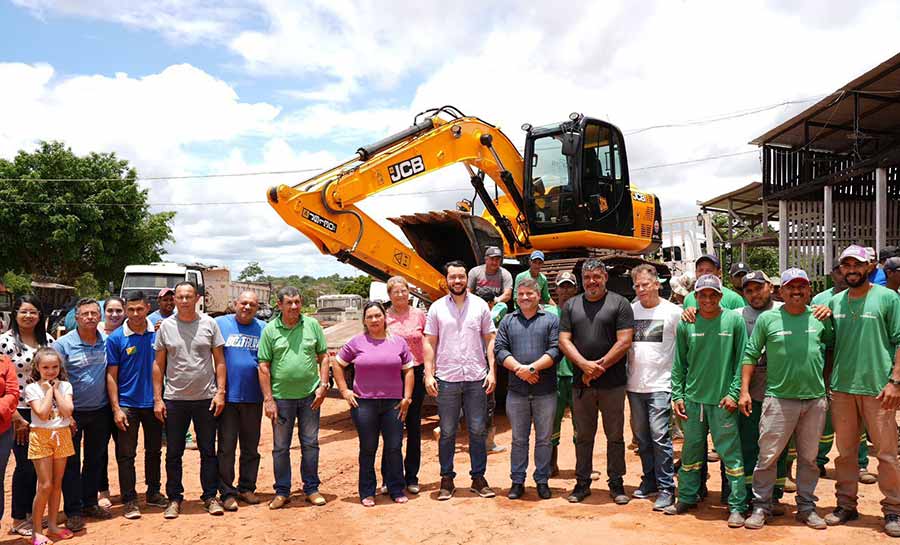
top-left (581, 122), bottom-right (625, 221)
top-left (527, 134), bottom-right (576, 228)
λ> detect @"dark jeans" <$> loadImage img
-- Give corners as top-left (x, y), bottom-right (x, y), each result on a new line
top-left (164, 399), bottom-right (218, 502)
top-left (272, 395), bottom-right (320, 497)
top-left (627, 391), bottom-right (675, 493)
top-left (506, 391), bottom-right (556, 485)
top-left (381, 365), bottom-right (425, 486)
top-left (0, 426), bottom-right (13, 520)
top-left (62, 405), bottom-right (112, 516)
top-left (437, 379), bottom-right (488, 479)
top-left (353, 398), bottom-right (404, 499)
top-left (573, 385), bottom-right (626, 487)
top-left (114, 407), bottom-right (163, 503)
top-left (11, 408), bottom-right (36, 520)
top-left (217, 402), bottom-right (263, 499)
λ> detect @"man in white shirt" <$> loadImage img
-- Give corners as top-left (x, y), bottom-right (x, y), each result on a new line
top-left (626, 264), bottom-right (683, 511)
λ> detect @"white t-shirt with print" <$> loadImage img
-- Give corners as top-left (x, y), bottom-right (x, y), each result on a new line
top-left (626, 299), bottom-right (682, 393)
top-left (23, 381), bottom-right (73, 428)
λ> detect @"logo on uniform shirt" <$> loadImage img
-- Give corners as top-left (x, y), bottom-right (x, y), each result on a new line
top-left (126, 346), bottom-right (137, 355)
top-left (691, 333), bottom-right (705, 337)
top-left (633, 319), bottom-right (664, 343)
top-left (718, 332), bottom-right (732, 337)
top-left (225, 334), bottom-right (259, 350)
top-left (774, 330), bottom-right (792, 336)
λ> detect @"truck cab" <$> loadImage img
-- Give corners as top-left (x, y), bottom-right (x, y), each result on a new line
top-left (121, 263), bottom-right (206, 313)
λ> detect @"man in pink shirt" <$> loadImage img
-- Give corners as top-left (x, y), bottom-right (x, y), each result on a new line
top-left (425, 260), bottom-right (497, 501)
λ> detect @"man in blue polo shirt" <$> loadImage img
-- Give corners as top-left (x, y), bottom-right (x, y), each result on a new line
top-left (215, 291), bottom-right (266, 511)
top-left (53, 298), bottom-right (113, 531)
top-left (106, 291), bottom-right (167, 519)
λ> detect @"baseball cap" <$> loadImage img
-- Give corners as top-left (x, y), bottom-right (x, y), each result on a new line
top-left (484, 246), bottom-right (502, 258)
top-left (555, 271), bottom-right (577, 286)
top-left (695, 254), bottom-right (721, 269)
top-left (880, 246), bottom-right (899, 261)
top-left (158, 287), bottom-right (175, 298)
top-left (742, 270), bottom-right (771, 287)
top-left (529, 250), bottom-right (545, 262)
top-left (884, 256), bottom-right (900, 272)
top-left (729, 262), bottom-right (751, 276)
top-left (780, 268), bottom-right (810, 286)
top-left (839, 244), bottom-right (870, 264)
top-left (865, 247), bottom-right (877, 262)
top-left (694, 274), bottom-right (722, 293)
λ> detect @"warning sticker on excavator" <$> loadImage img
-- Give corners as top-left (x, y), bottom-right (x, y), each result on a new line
top-left (388, 155), bottom-right (426, 183)
top-left (302, 208), bottom-right (337, 232)
top-left (393, 250), bottom-right (411, 268)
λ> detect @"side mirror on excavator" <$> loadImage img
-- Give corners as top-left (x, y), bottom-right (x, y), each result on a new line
top-left (560, 131), bottom-right (581, 157)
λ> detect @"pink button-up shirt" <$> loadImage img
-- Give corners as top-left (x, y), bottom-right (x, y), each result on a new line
top-left (424, 293), bottom-right (496, 382)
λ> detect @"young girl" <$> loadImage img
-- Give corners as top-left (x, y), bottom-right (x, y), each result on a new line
top-left (23, 348), bottom-right (75, 544)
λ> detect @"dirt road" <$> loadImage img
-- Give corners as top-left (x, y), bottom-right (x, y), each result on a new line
top-left (2, 396), bottom-right (893, 545)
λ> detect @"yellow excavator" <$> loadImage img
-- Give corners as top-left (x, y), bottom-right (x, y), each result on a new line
top-left (268, 106), bottom-right (664, 301)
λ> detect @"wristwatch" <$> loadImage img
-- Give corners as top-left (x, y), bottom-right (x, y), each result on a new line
top-left (528, 366), bottom-right (536, 374)
top-left (889, 378), bottom-right (900, 386)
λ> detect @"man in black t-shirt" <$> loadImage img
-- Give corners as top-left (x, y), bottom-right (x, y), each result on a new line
top-left (559, 258), bottom-right (635, 504)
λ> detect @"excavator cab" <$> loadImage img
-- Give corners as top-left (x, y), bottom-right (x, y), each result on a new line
top-left (523, 115), bottom-right (634, 240)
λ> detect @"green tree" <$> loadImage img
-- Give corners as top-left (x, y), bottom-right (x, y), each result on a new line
top-left (0, 141), bottom-right (175, 286)
top-left (74, 272), bottom-right (102, 298)
top-left (341, 275), bottom-right (372, 298)
top-left (238, 261), bottom-right (265, 281)
top-left (2, 271), bottom-right (33, 295)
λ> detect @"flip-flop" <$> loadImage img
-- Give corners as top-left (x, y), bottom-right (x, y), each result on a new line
top-left (47, 528), bottom-right (74, 540)
top-left (31, 534), bottom-right (53, 545)
top-left (361, 497), bottom-right (375, 507)
top-left (392, 495), bottom-right (409, 504)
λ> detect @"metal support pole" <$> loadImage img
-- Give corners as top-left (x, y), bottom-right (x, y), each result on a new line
top-left (876, 167), bottom-right (887, 253)
top-left (824, 185), bottom-right (833, 275)
top-left (779, 200), bottom-right (788, 271)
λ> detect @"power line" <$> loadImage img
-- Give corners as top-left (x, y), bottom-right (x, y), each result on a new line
top-left (631, 149), bottom-right (758, 171)
top-left (0, 167), bottom-right (325, 184)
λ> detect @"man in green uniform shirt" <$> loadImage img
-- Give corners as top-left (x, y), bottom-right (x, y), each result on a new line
top-left (665, 274), bottom-right (747, 527)
top-left (824, 245), bottom-right (900, 537)
top-left (683, 255), bottom-right (745, 310)
top-left (513, 251), bottom-right (554, 309)
top-left (740, 268), bottom-right (832, 530)
top-left (546, 271), bottom-right (578, 476)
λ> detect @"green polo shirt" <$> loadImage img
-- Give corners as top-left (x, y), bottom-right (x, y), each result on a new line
top-left (258, 314), bottom-right (328, 400)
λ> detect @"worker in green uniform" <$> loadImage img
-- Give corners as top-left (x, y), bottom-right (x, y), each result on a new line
top-left (683, 255), bottom-right (745, 310)
top-left (665, 274), bottom-right (747, 528)
top-left (512, 251), bottom-right (554, 310)
top-left (545, 271), bottom-right (578, 476)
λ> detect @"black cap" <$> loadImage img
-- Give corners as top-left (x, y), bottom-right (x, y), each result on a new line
top-left (695, 254), bottom-right (720, 269)
top-left (729, 262), bottom-right (751, 276)
top-left (880, 246), bottom-right (899, 261)
top-left (742, 270), bottom-right (771, 287)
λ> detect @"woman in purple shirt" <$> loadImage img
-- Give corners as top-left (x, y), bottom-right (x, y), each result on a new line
top-left (333, 301), bottom-right (414, 506)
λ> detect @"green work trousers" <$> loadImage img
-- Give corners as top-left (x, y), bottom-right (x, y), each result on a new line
top-left (552, 376), bottom-right (576, 446)
top-left (678, 400), bottom-right (746, 512)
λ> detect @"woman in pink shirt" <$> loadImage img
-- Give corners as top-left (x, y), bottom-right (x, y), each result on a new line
top-left (384, 276), bottom-right (432, 494)
top-left (333, 301), bottom-right (414, 507)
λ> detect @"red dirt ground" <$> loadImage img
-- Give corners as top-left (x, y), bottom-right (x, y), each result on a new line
top-left (2, 395), bottom-right (895, 545)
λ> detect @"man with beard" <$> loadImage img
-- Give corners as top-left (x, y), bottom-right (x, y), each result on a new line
top-left (425, 261), bottom-right (497, 501)
top-left (823, 245), bottom-right (900, 537)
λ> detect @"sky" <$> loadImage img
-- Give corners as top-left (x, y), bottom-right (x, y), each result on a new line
top-left (1, 0), bottom-right (898, 279)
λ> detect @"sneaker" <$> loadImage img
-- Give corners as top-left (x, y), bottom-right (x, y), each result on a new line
top-left (508, 483), bottom-right (525, 500)
top-left (163, 501), bottom-right (181, 520)
top-left (438, 477), bottom-right (455, 501)
top-left (663, 501), bottom-right (696, 515)
top-left (536, 483), bottom-right (552, 500)
top-left (744, 507), bottom-right (769, 529)
top-left (98, 490), bottom-right (112, 510)
top-left (859, 469), bottom-right (878, 485)
top-left (65, 515), bottom-right (85, 532)
top-left (653, 491), bottom-right (675, 511)
top-left (885, 513), bottom-right (900, 537)
top-left (797, 510), bottom-right (827, 530)
top-left (727, 511), bottom-right (745, 528)
top-left (824, 506), bottom-right (859, 526)
top-left (205, 498), bottom-right (225, 516)
top-left (146, 492), bottom-right (168, 508)
top-left (222, 496), bottom-right (239, 512)
top-left (406, 484), bottom-right (421, 495)
top-left (610, 486), bottom-right (630, 505)
top-left (237, 491), bottom-right (261, 505)
top-left (305, 492), bottom-right (326, 506)
top-left (632, 486), bottom-right (658, 500)
top-left (83, 505), bottom-right (112, 520)
top-left (123, 501), bottom-right (141, 520)
top-left (268, 495), bottom-right (290, 509)
top-left (566, 483), bottom-right (592, 503)
top-left (470, 477), bottom-right (496, 498)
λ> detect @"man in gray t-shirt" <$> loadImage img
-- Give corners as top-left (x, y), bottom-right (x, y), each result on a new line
top-left (468, 246), bottom-right (514, 305)
top-left (153, 282), bottom-right (227, 517)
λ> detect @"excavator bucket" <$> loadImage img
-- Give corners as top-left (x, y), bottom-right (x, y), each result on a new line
top-left (388, 211), bottom-right (504, 273)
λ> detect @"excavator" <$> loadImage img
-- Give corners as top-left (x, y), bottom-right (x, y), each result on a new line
top-left (267, 106), bottom-right (665, 302)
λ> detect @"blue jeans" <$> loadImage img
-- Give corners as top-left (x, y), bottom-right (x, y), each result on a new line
top-left (506, 391), bottom-right (556, 485)
top-left (352, 398), bottom-right (404, 499)
top-left (437, 379), bottom-right (488, 479)
top-left (272, 395), bottom-right (320, 497)
top-left (627, 391), bottom-right (675, 493)
top-left (164, 399), bottom-right (218, 502)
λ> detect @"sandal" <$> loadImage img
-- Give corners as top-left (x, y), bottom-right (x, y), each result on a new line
top-left (47, 528), bottom-right (74, 540)
top-left (31, 533), bottom-right (53, 545)
top-left (11, 519), bottom-right (33, 537)
top-left (361, 497), bottom-right (375, 507)
top-left (392, 495), bottom-right (408, 504)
